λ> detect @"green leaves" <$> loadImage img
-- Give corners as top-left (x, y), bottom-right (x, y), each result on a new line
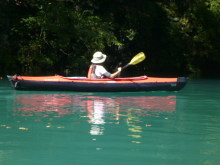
top-left (11, 1), bottom-right (122, 75)
top-left (0, 0), bottom-right (220, 77)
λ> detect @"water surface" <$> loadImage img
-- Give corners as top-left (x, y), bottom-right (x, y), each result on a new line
top-left (0, 79), bottom-right (220, 165)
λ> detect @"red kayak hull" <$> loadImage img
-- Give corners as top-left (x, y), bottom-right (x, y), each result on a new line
top-left (7, 75), bottom-right (187, 92)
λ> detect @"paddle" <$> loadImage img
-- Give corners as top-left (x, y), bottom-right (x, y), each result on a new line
top-left (122, 52), bottom-right (146, 70)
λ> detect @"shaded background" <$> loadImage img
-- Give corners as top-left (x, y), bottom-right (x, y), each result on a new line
top-left (0, 0), bottom-right (219, 78)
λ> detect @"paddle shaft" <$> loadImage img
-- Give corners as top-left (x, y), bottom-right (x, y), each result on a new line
top-left (122, 64), bottom-right (130, 70)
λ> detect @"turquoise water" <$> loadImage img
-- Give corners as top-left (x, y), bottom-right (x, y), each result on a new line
top-left (1, 79), bottom-right (220, 165)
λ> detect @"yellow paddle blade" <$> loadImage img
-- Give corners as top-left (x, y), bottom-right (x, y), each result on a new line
top-left (129, 52), bottom-right (146, 65)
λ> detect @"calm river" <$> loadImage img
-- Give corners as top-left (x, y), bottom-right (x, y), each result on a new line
top-left (0, 79), bottom-right (220, 165)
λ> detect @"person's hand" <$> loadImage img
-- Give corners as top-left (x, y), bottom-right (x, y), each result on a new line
top-left (117, 67), bottom-right (122, 72)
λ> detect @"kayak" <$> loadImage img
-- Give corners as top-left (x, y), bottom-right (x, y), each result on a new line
top-left (7, 75), bottom-right (187, 92)
top-left (7, 75), bottom-right (186, 92)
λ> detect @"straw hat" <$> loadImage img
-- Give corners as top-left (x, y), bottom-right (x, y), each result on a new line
top-left (91, 51), bottom-right (107, 64)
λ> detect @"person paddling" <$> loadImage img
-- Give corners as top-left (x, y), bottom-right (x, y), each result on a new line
top-left (88, 51), bottom-right (122, 79)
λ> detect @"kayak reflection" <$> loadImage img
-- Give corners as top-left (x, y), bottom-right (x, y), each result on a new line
top-left (14, 93), bottom-right (176, 118)
top-left (13, 93), bottom-right (177, 135)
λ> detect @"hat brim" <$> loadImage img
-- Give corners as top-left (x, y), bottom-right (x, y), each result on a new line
top-left (91, 54), bottom-right (107, 64)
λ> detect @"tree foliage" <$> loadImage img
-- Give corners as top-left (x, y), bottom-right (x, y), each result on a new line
top-left (0, 0), bottom-right (220, 77)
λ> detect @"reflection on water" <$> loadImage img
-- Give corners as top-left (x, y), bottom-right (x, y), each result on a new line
top-left (12, 93), bottom-right (176, 136)
top-left (1, 80), bottom-right (220, 165)
top-left (14, 94), bottom-right (176, 116)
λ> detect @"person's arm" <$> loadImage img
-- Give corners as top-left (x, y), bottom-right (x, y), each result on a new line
top-left (110, 67), bottom-right (122, 79)
top-left (101, 66), bottom-right (122, 79)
